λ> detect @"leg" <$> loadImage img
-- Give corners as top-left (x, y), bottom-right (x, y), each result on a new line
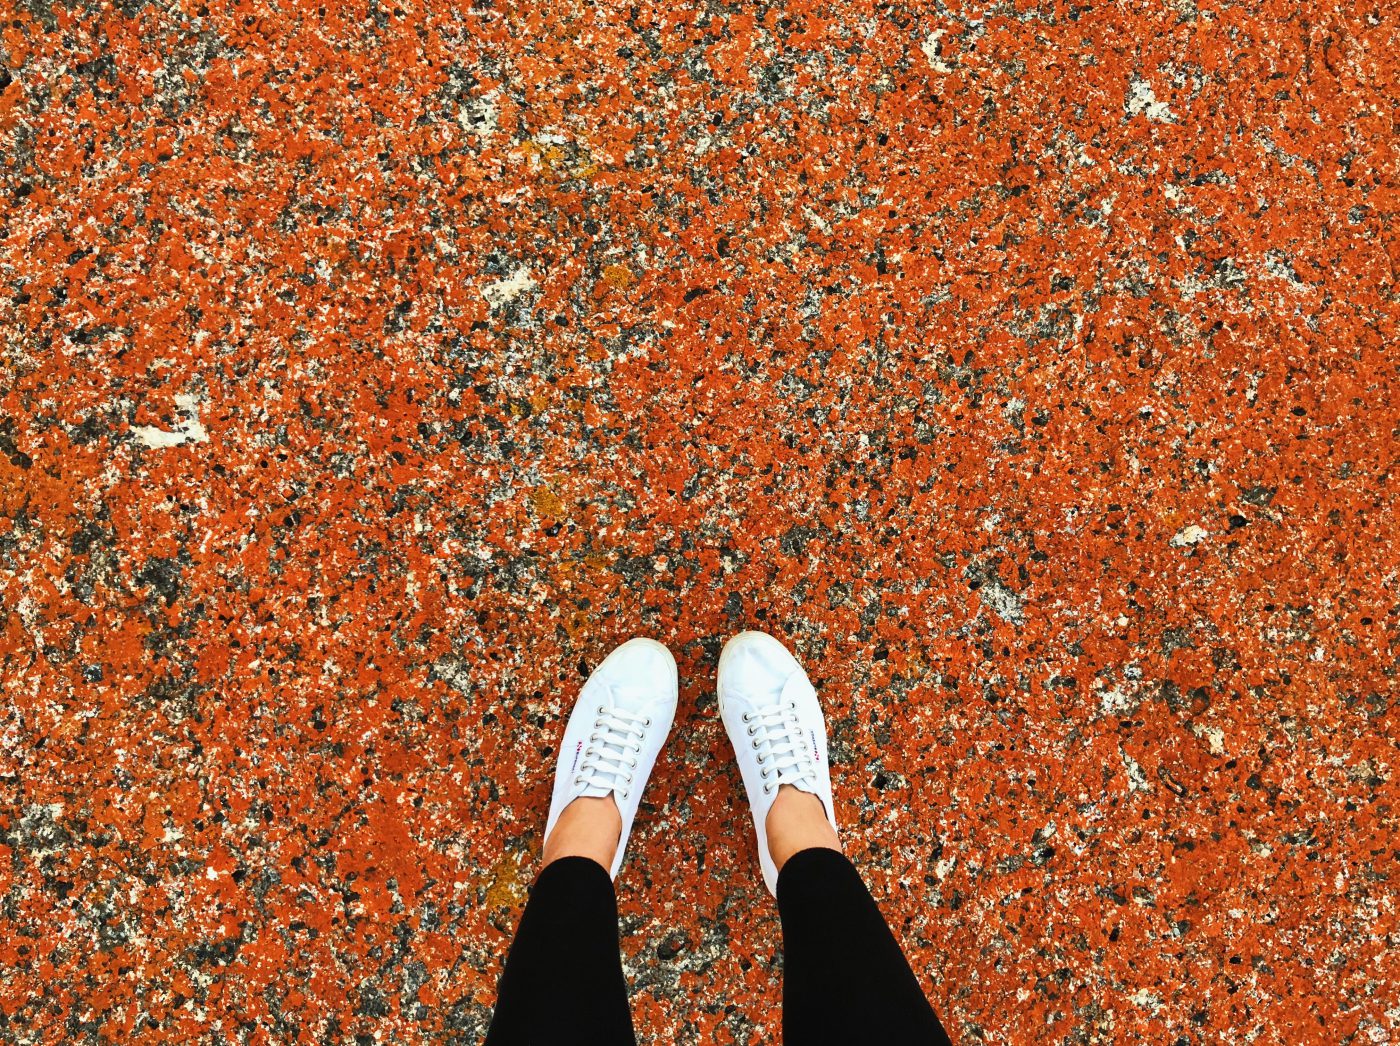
top-left (714, 629), bottom-right (952, 1046)
top-left (485, 638), bottom-right (678, 1045)
top-left (484, 852), bottom-right (636, 1046)
top-left (777, 845), bottom-right (952, 1045)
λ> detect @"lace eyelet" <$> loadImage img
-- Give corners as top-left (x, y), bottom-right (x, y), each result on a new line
top-left (629, 758), bottom-right (637, 768)
top-left (644, 717), bottom-right (652, 727)
top-left (763, 783), bottom-right (773, 794)
top-left (598, 704), bottom-right (606, 714)
top-left (742, 712), bottom-right (751, 722)
top-left (747, 726), bottom-right (756, 735)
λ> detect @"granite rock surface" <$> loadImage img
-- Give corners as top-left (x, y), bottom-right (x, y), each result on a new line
top-left (1, 1), bottom-right (1397, 1043)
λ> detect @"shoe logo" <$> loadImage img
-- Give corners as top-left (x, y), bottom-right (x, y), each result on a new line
top-left (569, 740), bottom-right (584, 776)
top-left (811, 730), bottom-right (820, 764)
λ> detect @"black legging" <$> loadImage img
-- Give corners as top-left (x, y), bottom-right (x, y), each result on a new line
top-left (485, 848), bottom-right (953, 1045)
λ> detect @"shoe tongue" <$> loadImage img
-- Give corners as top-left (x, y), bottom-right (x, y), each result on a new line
top-left (606, 684), bottom-right (650, 709)
top-left (729, 668), bottom-right (803, 714)
top-left (781, 668), bottom-right (813, 698)
top-left (598, 672), bottom-right (656, 712)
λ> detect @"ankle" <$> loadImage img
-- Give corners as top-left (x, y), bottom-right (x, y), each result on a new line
top-left (542, 795), bottom-right (622, 872)
top-left (765, 784), bottom-right (840, 873)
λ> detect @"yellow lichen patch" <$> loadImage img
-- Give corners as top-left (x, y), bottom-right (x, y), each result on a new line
top-left (539, 143), bottom-right (568, 170)
top-left (483, 853), bottom-right (527, 910)
top-left (580, 549), bottom-right (610, 570)
top-left (559, 607), bottom-right (591, 640)
top-left (602, 263), bottom-right (635, 290)
top-left (518, 138), bottom-right (600, 181)
top-left (529, 485), bottom-right (566, 518)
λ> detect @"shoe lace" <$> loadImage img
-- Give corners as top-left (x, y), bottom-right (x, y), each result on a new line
top-left (743, 699), bottom-right (817, 796)
top-left (575, 704), bottom-right (652, 801)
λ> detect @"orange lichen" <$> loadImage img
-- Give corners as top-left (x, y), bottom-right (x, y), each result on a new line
top-left (1, 0), bottom-right (1396, 1042)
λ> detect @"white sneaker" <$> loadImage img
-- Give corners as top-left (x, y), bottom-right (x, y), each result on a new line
top-left (717, 631), bottom-right (838, 895)
top-left (543, 638), bottom-right (678, 880)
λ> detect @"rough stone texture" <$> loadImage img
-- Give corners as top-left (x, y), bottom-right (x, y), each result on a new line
top-left (1, 1), bottom-right (1397, 1043)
